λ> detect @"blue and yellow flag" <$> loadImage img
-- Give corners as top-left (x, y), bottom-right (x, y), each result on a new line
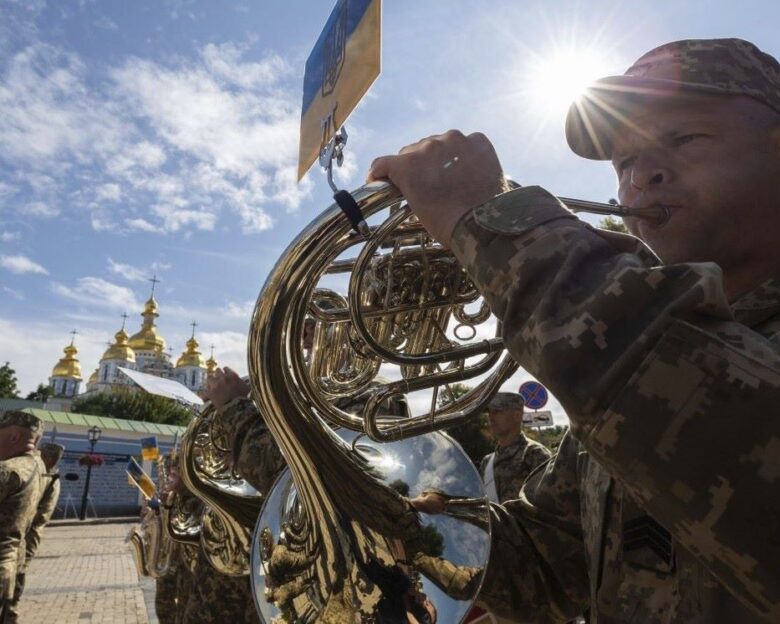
top-left (298, 0), bottom-right (381, 180)
top-left (140, 436), bottom-right (159, 461)
top-left (126, 457), bottom-right (157, 500)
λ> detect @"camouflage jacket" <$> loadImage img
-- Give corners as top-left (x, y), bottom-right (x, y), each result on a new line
top-left (0, 452), bottom-right (44, 599)
top-left (182, 550), bottom-right (259, 623)
top-left (24, 471), bottom-right (60, 565)
top-left (447, 185), bottom-right (780, 622)
top-left (478, 434), bottom-right (552, 503)
top-left (219, 397), bottom-right (286, 495)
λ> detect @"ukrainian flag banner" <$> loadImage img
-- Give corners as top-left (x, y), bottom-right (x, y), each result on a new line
top-left (140, 436), bottom-right (159, 461)
top-left (298, 0), bottom-right (381, 180)
top-left (126, 457), bottom-right (157, 500)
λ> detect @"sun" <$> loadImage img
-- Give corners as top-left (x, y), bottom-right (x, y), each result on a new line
top-left (525, 46), bottom-right (614, 114)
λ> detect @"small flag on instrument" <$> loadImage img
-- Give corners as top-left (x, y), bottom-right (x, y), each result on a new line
top-left (140, 436), bottom-right (159, 461)
top-left (126, 457), bottom-right (157, 500)
top-left (298, 0), bottom-right (382, 179)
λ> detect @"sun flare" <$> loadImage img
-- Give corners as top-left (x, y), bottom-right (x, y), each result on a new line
top-left (526, 46), bottom-right (613, 113)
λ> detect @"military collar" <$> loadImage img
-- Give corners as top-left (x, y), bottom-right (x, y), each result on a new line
top-left (730, 276), bottom-right (780, 327)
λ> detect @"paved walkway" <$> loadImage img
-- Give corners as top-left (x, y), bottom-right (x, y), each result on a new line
top-left (16, 521), bottom-right (158, 624)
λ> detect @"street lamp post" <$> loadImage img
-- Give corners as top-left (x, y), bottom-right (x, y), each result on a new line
top-left (79, 425), bottom-right (102, 520)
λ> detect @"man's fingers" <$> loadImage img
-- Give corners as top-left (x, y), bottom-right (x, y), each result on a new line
top-left (367, 155), bottom-right (394, 183)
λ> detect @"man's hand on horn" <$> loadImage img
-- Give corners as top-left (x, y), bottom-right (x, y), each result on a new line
top-left (367, 130), bottom-right (506, 248)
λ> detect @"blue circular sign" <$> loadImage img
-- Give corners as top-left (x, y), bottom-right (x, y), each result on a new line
top-left (519, 381), bottom-right (548, 410)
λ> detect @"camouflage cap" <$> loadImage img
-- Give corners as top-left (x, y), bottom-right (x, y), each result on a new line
top-left (40, 442), bottom-right (65, 467)
top-left (0, 410), bottom-right (43, 434)
top-left (488, 392), bottom-right (525, 411)
top-left (566, 38), bottom-right (780, 159)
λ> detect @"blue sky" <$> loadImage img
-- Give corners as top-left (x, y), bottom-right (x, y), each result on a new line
top-left (1, 0), bottom-right (777, 422)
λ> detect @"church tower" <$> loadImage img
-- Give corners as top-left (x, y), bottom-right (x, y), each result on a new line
top-left (49, 331), bottom-right (83, 399)
top-left (175, 322), bottom-right (208, 392)
top-left (97, 314), bottom-right (137, 389)
top-left (127, 276), bottom-right (172, 377)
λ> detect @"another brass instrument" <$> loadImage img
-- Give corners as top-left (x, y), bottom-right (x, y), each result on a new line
top-left (178, 402), bottom-right (265, 576)
top-left (127, 456), bottom-right (175, 579)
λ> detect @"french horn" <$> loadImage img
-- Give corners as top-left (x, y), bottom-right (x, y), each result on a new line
top-left (247, 182), bottom-right (510, 623)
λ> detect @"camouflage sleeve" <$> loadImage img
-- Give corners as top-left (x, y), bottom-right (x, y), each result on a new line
top-left (450, 185), bottom-right (780, 618)
top-left (220, 397), bottom-right (286, 495)
top-left (479, 431), bottom-right (589, 621)
top-left (525, 442), bottom-right (553, 473)
top-left (26, 477), bottom-right (60, 560)
top-left (0, 463), bottom-right (20, 504)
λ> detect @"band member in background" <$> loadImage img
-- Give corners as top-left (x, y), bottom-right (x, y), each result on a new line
top-left (377, 38), bottom-right (780, 623)
top-left (478, 393), bottom-right (551, 504)
top-left (5, 442), bottom-right (65, 624)
top-left (0, 411), bottom-right (43, 623)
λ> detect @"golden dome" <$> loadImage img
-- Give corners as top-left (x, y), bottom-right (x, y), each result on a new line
top-left (206, 352), bottom-right (218, 375)
top-left (176, 336), bottom-right (206, 368)
top-left (51, 344), bottom-right (83, 380)
top-left (102, 328), bottom-right (136, 363)
top-left (88, 369), bottom-right (98, 384)
top-left (128, 297), bottom-right (166, 353)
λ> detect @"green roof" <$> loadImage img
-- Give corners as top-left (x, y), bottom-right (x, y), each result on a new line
top-left (0, 398), bottom-right (42, 412)
top-left (20, 408), bottom-right (187, 437)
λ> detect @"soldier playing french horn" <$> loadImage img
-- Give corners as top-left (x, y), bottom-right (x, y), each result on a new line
top-left (373, 38), bottom-right (780, 624)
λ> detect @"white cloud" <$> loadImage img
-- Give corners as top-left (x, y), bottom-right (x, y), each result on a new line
top-left (107, 258), bottom-right (148, 282)
top-left (225, 300), bottom-right (255, 318)
top-left (200, 43), bottom-right (290, 90)
top-left (199, 330), bottom-right (247, 376)
top-left (52, 277), bottom-right (139, 310)
top-left (1, 231), bottom-right (20, 242)
top-left (0, 40), bottom-right (309, 235)
top-left (151, 203), bottom-right (216, 233)
top-left (93, 15), bottom-right (118, 30)
top-left (125, 217), bottom-right (159, 233)
top-left (21, 201), bottom-right (59, 218)
top-left (95, 183), bottom-right (121, 202)
top-left (0, 254), bottom-right (49, 275)
top-left (2, 286), bottom-right (24, 300)
top-left (0, 316), bottom-right (107, 395)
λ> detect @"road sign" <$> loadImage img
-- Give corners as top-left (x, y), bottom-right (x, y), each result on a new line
top-left (519, 381), bottom-right (549, 410)
top-left (523, 410), bottom-right (553, 428)
top-left (298, 0), bottom-right (382, 180)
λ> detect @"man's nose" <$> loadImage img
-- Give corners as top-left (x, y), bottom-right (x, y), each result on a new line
top-left (630, 152), bottom-right (671, 191)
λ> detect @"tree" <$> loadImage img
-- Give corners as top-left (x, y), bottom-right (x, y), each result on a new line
top-left (71, 388), bottom-right (193, 426)
top-left (0, 362), bottom-right (19, 398)
top-left (26, 383), bottom-right (54, 402)
top-left (438, 383), bottom-right (495, 467)
top-left (525, 425), bottom-right (568, 452)
top-left (598, 215), bottom-right (629, 234)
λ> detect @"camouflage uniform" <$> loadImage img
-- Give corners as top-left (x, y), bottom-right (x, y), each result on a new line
top-left (219, 397), bottom-right (286, 495)
top-left (155, 542), bottom-right (196, 624)
top-left (0, 412), bottom-right (43, 622)
top-left (479, 434), bottom-right (552, 503)
top-left (181, 550), bottom-right (258, 623)
top-left (442, 132), bottom-right (780, 622)
top-left (6, 443), bottom-right (64, 623)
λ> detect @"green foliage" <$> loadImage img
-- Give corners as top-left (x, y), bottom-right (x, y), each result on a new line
top-left (71, 388), bottom-right (192, 426)
top-left (438, 383), bottom-right (495, 467)
top-left (525, 425), bottom-right (568, 452)
top-left (598, 215), bottom-right (629, 234)
top-left (0, 362), bottom-right (20, 398)
top-left (26, 383), bottom-right (54, 402)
